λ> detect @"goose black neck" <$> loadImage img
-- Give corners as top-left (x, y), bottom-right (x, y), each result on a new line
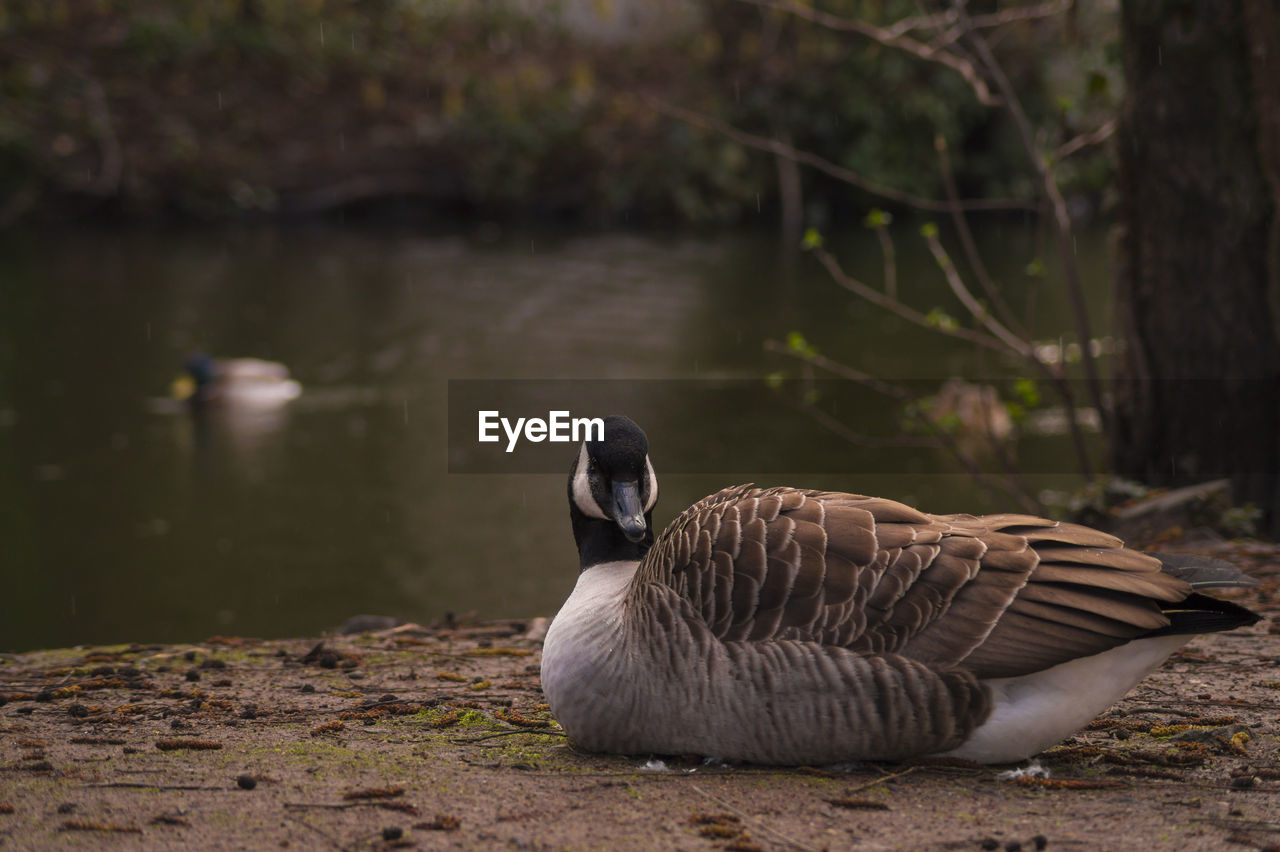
top-left (570, 505), bottom-right (654, 569)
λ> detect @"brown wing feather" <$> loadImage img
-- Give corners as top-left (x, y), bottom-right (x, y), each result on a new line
top-left (632, 486), bottom-right (1192, 679)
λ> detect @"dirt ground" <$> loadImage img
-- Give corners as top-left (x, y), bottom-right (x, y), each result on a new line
top-left (2, 540), bottom-right (1278, 852)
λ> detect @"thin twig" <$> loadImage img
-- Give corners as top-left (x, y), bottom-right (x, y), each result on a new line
top-left (689, 783), bottom-right (823, 852)
top-left (738, 0), bottom-right (1001, 105)
top-left (883, 0), bottom-right (1072, 39)
top-left (921, 231), bottom-right (1032, 358)
top-left (283, 801), bottom-right (413, 810)
top-left (283, 813), bottom-right (343, 851)
top-left (811, 247), bottom-right (1008, 354)
top-left (1054, 119), bottom-right (1117, 161)
top-left (451, 729), bottom-right (566, 744)
top-left (842, 765), bottom-right (919, 795)
top-left (959, 9), bottom-right (1112, 443)
top-left (648, 97), bottom-right (1038, 213)
top-left (871, 224), bottom-right (898, 300)
top-left (82, 782), bottom-right (229, 791)
top-left (770, 386), bottom-right (937, 448)
top-left (764, 341), bottom-right (1043, 511)
top-left (933, 133), bottom-right (1028, 338)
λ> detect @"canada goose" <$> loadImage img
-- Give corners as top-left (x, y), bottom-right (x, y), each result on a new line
top-left (172, 355), bottom-right (302, 407)
top-left (540, 416), bottom-right (1261, 765)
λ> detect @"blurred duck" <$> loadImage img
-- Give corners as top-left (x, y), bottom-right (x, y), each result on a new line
top-left (172, 354), bottom-right (302, 407)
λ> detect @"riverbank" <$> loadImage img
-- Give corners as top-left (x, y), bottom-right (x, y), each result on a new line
top-left (1, 542), bottom-right (1277, 850)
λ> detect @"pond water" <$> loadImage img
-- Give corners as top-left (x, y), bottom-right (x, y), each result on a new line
top-left (0, 221), bottom-right (1111, 652)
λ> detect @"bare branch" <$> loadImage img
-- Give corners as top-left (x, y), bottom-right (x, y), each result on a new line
top-left (871, 224), bottom-right (897, 300)
top-left (919, 230), bottom-right (1095, 478)
top-left (884, 0), bottom-right (1073, 38)
top-left (647, 97), bottom-right (1039, 214)
top-left (811, 245), bottom-right (1010, 355)
top-left (922, 229), bottom-right (1031, 358)
top-left (934, 133), bottom-right (1029, 339)
top-left (737, 0), bottom-right (1002, 106)
top-left (765, 338), bottom-right (911, 399)
top-left (764, 340), bottom-right (1044, 512)
top-left (768, 385), bottom-right (938, 449)
top-left (969, 0), bottom-right (1074, 31)
top-left (958, 9), bottom-right (1112, 441)
top-left (1054, 118), bottom-right (1117, 161)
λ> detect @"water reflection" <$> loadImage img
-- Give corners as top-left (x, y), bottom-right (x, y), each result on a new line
top-left (0, 224), bottom-right (1108, 652)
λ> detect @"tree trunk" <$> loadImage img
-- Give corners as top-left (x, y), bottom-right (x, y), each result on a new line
top-left (1113, 0), bottom-right (1280, 529)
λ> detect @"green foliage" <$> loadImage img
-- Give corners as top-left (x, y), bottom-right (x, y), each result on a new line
top-left (923, 307), bottom-right (956, 331)
top-left (863, 208), bottom-right (892, 228)
top-left (1003, 378), bottom-right (1041, 425)
top-left (1219, 505), bottom-right (1262, 538)
top-left (800, 228), bottom-right (824, 250)
top-left (1012, 378), bottom-right (1041, 408)
top-left (0, 0), bottom-right (1122, 223)
top-left (785, 331), bottom-right (818, 357)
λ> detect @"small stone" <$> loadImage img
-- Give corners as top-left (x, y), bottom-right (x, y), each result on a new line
top-left (300, 684), bottom-right (316, 694)
top-left (185, 670), bottom-right (201, 682)
top-left (381, 826), bottom-right (403, 841)
top-left (236, 774), bottom-right (257, 790)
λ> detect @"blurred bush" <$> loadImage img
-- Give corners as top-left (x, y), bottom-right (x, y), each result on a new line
top-left (0, 0), bottom-right (1120, 225)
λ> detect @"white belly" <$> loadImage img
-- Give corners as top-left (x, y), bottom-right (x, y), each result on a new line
top-left (942, 634), bottom-right (1188, 763)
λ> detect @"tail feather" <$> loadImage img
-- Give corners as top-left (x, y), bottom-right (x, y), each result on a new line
top-left (1148, 592), bottom-right (1261, 637)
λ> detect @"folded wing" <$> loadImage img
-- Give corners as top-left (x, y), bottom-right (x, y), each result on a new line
top-left (632, 486), bottom-right (1195, 679)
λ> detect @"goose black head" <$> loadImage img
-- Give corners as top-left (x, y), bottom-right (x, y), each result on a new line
top-left (568, 415), bottom-right (659, 569)
top-left (172, 353), bottom-right (217, 403)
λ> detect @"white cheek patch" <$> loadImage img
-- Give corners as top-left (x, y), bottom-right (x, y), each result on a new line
top-left (572, 444), bottom-right (609, 519)
top-left (643, 456), bottom-right (659, 512)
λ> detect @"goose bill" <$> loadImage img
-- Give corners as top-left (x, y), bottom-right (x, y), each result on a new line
top-left (611, 480), bottom-right (646, 542)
